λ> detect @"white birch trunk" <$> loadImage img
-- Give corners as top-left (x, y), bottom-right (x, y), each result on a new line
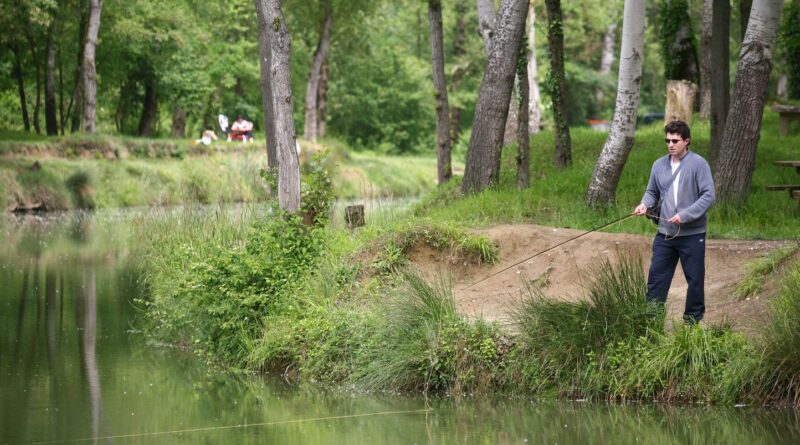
top-left (585, 0), bottom-right (645, 206)
top-left (82, 0), bottom-right (101, 134)
top-left (599, 22), bottom-right (617, 75)
top-left (527, 1), bottom-right (542, 133)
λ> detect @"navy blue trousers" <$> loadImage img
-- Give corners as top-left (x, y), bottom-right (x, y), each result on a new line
top-left (646, 232), bottom-right (706, 322)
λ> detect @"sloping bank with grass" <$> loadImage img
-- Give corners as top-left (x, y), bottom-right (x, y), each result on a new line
top-left (0, 134), bottom-right (441, 212)
top-left (134, 190), bottom-right (800, 407)
top-left (134, 116), bottom-right (800, 406)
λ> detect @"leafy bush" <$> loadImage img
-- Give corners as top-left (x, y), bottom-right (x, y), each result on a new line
top-left (141, 212), bottom-right (325, 364)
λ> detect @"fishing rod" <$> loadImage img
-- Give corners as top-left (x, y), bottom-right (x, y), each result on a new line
top-left (458, 213), bottom-right (639, 293)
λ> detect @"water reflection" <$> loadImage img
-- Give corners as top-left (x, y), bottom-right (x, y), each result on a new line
top-left (2, 208), bottom-right (800, 444)
top-left (82, 267), bottom-right (103, 443)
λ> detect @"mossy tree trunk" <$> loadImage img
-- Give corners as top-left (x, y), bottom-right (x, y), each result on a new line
top-left (428, 0), bottom-right (452, 184)
top-left (517, 36), bottom-right (530, 190)
top-left (545, 0), bottom-right (572, 168)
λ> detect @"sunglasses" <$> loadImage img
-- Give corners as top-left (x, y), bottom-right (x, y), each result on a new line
top-left (665, 138), bottom-right (683, 144)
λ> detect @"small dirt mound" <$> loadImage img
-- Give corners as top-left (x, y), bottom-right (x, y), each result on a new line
top-left (408, 224), bottom-right (791, 334)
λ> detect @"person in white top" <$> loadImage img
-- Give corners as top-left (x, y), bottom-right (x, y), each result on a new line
top-left (229, 115), bottom-right (254, 142)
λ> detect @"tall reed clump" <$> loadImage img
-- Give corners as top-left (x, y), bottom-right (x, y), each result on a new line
top-left (357, 272), bottom-right (505, 395)
top-left (604, 324), bottom-right (754, 403)
top-left (750, 261), bottom-right (800, 405)
top-left (510, 253), bottom-right (662, 396)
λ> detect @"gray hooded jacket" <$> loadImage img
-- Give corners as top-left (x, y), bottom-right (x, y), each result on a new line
top-left (641, 151), bottom-right (715, 237)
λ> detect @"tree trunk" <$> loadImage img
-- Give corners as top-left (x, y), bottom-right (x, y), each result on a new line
top-left (449, 0), bottom-right (468, 144)
top-left (428, 0), bottom-right (452, 184)
top-left (503, 83), bottom-right (519, 145)
top-left (777, 72), bottom-right (788, 99)
top-left (45, 27), bottom-right (59, 136)
top-left (477, 0), bottom-right (496, 54)
top-left (740, 0), bottom-right (752, 40)
top-left (462, 0), bottom-right (528, 194)
top-left (585, 0), bottom-right (646, 207)
top-left (254, 0), bottom-right (278, 171)
top-left (659, 0), bottom-right (700, 83)
top-left (26, 33), bottom-right (42, 134)
top-left (545, 0), bottom-right (572, 168)
top-left (709, 0), bottom-right (730, 168)
top-left (527, 1), bottom-right (542, 133)
top-left (665, 80), bottom-right (697, 125)
top-left (82, 0), bottom-right (102, 134)
top-left (11, 45), bottom-right (31, 132)
top-left (478, 0), bottom-right (522, 148)
top-left (317, 61), bottom-right (328, 137)
top-left (699, 0), bottom-right (713, 118)
top-left (138, 77), bottom-right (158, 136)
top-left (69, 6), bottom-right (88, 133)
top-left (59, 50), bottom-right (66, 134)
top-left (258, 0), bottom-right (301, 212)
top-left (171, 107), bottom-right (186, 138)
top-left (715, 0), bottom-right (783, 205)
top-left (599, 23), bottom-right (617, 75)
top-left (517, 40), bottom-right (530, 190)
top-left (595, 20), bottom-right (617, 106)
top-left (303, 7), bottom-right (332, 142)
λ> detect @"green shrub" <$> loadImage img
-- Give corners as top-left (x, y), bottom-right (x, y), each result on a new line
top-left (140, 212), bottom-right (325, 364)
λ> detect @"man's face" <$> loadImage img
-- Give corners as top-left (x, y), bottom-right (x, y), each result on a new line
top-left (665, 132), bottom-right (689, 159)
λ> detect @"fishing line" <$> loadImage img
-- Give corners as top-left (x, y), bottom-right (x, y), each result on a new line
top-left (458, 211), bottom-right (678, 293)
top-left (30, 408), bottom-right (433, 444)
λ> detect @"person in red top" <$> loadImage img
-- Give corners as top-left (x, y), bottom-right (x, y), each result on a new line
top-left (229, 115), bottom-right (254, 142)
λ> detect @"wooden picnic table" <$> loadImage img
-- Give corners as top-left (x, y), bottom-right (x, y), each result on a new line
top-left (772, 105), bottom-right (800, 136)
top-left (767, 161), bottom-right (800, 202)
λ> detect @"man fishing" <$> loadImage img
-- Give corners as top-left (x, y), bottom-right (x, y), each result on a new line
top-left (633, 120), bottom-right (715, 324)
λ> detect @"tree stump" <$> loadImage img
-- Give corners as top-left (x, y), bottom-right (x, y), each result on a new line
top-left (344, 205), bottom-right (365, 229)
top-left (665, 80), bottom-right (697, 126)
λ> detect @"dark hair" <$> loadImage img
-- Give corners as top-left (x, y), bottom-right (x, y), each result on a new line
top-left (664, 120), bottom-right (691, 143)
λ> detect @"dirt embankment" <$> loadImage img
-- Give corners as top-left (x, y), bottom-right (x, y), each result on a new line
top-left (408, 224), bottom-right (792, 334)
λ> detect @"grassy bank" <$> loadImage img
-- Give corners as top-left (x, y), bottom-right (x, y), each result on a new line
top-left (134, 112), bottom-right (800, 405)
top-left (418, 112), bottom-right (799, 239)
top-left (0, 134), bottom-right (444, 212)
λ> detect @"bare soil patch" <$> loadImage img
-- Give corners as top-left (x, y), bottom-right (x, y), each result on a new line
top-left (410, 224), bottom-right (791, 334)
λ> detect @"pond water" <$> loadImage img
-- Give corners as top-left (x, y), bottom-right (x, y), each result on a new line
top-left (2, 208), bottom-right (800, 445)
